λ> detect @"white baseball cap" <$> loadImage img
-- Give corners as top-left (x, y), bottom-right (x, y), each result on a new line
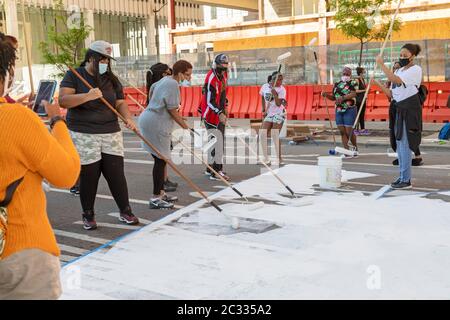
top-left (89, 40), bottom-right (116, 60)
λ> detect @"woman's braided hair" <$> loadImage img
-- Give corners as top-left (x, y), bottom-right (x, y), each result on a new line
top-left (0, 33), bottom-right (17, 83)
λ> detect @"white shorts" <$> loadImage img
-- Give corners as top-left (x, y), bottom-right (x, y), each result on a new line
top-left (264, 113), bottom-right (286, 125)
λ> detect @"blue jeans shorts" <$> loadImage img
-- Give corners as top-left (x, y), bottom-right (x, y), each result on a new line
top-left (335, 107), bottom-right (357, 127)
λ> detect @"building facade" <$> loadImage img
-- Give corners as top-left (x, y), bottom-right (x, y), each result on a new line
top-left (0, 0), bottom-right (204, 65)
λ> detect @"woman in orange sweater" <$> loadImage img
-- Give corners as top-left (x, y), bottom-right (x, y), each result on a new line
top-left (0, 37), bottom-right (80, 299)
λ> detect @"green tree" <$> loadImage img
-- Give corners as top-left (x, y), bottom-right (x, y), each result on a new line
top-left (39, 0), bottom-right (92, 78)
top-left (332, 0), bottom-right (402, 66)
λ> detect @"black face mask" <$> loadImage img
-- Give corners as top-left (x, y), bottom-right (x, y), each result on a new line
top-left (399, 58), bottom-right (411, 67)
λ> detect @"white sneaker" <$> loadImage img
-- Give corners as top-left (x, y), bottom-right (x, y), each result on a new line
top-left (210, 171), bottom-right (230, 181)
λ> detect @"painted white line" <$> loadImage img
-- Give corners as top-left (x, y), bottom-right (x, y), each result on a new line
top-left (124, 159), bottom-right (154, 165)
top-left (53, 229), bottom-right (109, 245)
top-left (50, 188), bottom-right (185, 209)
top-left (108, 212), bottom-right (152, 225)
top-left (283, 158), bottom-right (450, 170)
top-left (58, 244), bottom-right (89, 255)
top-left (283, 154), bottom-right (321, 158)
top-left (422, 165), bottom-right (450, 170)
top-left (189, 191), bottom-right (215, 198)
top-left (124, 147), bottom-right (145, 151)
top-left (345, 181), bottom-right (438, 192)
top-left (73, 221), bottom-right (140, 230)
top-left (60, 254), bottom-right (77, 262)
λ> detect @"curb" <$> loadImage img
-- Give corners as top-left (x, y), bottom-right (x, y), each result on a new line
top-left (283, 137), bottom-right (450, 152)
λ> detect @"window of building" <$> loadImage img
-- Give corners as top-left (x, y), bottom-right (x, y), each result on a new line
top-left (293, 0), bottom-right (320, 16)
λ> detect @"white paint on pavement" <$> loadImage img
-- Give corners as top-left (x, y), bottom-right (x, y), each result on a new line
top-left (60, 164), bottom-right (450, 300)
top-left (54, 230), bottom-right (109, 245)
top-left (73, 221), bottom-right (141, 230)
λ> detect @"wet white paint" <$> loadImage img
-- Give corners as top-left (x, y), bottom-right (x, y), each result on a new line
top-left (60, 164), bottom-right (450, 300)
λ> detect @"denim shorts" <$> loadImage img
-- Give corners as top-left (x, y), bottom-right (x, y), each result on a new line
top-left (335, 107), bottom-right (357, 127)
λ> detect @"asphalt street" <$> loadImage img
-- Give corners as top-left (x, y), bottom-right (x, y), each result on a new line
top-left (47, 130), bottom-right (450, 265)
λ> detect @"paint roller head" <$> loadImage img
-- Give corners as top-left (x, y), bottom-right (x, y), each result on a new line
top-left (290, 199), bottom-right (314, 207)
top-left (231, 217), bottom-right (240, 229)
top-left (335, 146), bottom-right (358, 157)
top-left (308, 37), bottom-right (318, 46)
top-left (246, 201), bottom-right (265, 211)
top-left (277, 52), bottom-right (292, 62)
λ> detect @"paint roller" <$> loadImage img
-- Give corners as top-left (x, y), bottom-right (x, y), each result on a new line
top-left (272, 51), bottom-right (292, 86)
top-left (277, 52), bottom-right (292, 63)
top-left (308, 37), bottom-right (318, 47)
top-left (334, 146), bottom-right (358, 157)
top-left (333, 0), bottom-right (403, 158)
top-left (128, 98), bottom-right (265, 230)
top-left (67, 66), bottom-right (225, 219)
top-left (308, 37), bottom-right (338, 155)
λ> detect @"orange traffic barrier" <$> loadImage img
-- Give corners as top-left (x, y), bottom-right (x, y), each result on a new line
top-left (125, 81), bottom-right (450, 123)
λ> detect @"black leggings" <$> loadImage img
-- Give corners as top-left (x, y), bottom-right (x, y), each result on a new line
top-left (152, 154), bottom-right (167, 196)
top-left (358, 102), bottom-right (366, 130)
top-left (80, 153), bottom-right (131, 214)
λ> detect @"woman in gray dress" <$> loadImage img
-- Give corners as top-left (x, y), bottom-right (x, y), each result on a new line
top-left (138, 60), bottom-right (192, 209)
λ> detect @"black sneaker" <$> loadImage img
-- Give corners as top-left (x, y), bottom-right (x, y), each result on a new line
top-left (412, 158), bottom-right (424, 166)
top-left (390, 178), bottom-right (401, 187)
top-left (392, 159), bottom-right (399, 166)
top-left (149, 198), bottom-right (174, 209)
top-left (82, 211), bottom-right (97, 230)
top-left (119, 212), bottom-right (139, 225)
top-left (391, 181), bottom-right (412, 190)
top-left (70, 186), bottom-right (80, 196)
top-left (162, 194), bottom-right (178, 202)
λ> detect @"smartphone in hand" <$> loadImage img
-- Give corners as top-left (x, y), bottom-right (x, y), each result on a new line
top-left (32, 80), bottom-right (57, 117)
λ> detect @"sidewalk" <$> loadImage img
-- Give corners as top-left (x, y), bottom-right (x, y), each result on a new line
top-left (281, 120), bottom-right (450, 152)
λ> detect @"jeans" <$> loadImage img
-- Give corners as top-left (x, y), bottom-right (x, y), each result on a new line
top-left (205, 122), bottom-right (225, 172)
top-left (396, 120), bottom-right (412, 183)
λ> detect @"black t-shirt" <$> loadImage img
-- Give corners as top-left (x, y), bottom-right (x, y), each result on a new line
top-left (60, 67), bottom-right (124, 134)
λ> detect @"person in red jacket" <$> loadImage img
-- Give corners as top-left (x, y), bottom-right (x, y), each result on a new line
top-left (199, 54), bottom-right (230, 181)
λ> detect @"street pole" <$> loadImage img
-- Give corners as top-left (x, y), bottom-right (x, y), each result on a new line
top-left (154, 1), bottom-right (167, 62)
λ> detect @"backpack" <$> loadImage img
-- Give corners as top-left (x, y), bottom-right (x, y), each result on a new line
top-left (438, 123), bottom-right (450, 141)
top-left (417, 84), bottom-right (428, 106)
top-left (0, 178), bottom-right (23, 259)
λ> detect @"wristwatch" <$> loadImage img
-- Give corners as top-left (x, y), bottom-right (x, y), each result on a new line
top-left (49, 116), bottom-right (66, 129)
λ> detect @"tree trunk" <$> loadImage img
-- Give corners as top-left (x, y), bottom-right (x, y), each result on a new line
top-left (359, 40), bottom-right (364, 67)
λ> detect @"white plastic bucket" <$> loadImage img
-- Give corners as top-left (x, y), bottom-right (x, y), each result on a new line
top-left (318, 156), bottom-right (342, 188)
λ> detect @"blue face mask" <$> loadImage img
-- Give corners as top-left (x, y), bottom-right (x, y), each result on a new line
top-left (179, 79), bottom-right (191, 87)
top-left (99, 63), bottom-right (108, 75)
